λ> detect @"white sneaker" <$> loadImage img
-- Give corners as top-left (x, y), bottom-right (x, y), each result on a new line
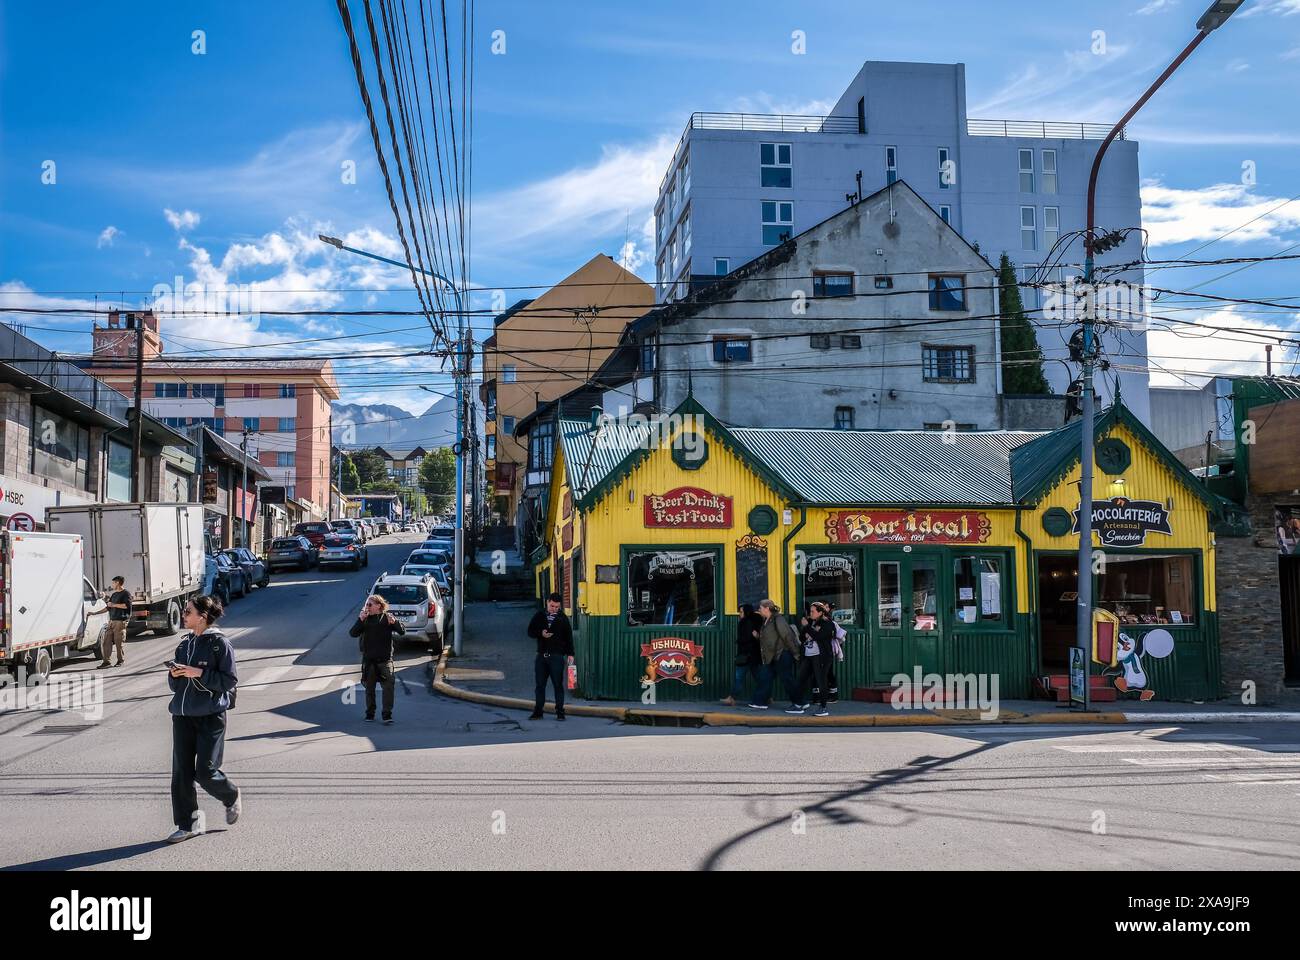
top-left (225, 789), bottom-right (241, 825)
top-left (814, 707), bottom-right (830, 717)
top-left (799, 703), bottom-right (811, 710)
top-left (165, 829), bottom-right (195, 844)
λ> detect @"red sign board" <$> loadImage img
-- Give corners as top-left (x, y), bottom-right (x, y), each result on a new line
top-left (824, 510), bottom-right (991, 545)
top-left (643, 487), bottom-right (733, 529)
top-left (639, 636), bottom-right (705, 685)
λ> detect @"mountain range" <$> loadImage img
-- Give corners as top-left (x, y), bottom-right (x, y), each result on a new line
top-left (332, 385), bottom-right (483, 451)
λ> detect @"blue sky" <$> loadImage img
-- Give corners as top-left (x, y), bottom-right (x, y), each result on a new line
top-left (3, 0), bottom-right (1299, 413)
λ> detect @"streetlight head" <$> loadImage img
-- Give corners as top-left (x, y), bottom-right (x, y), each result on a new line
top-left (318, 234), bottom-right (343, 248)
top-left (1197, 0), bottom-right (1245, 32)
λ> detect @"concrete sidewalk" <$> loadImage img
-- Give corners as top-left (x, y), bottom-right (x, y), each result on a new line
top-left (440, 601), bottom-right (1300, 727)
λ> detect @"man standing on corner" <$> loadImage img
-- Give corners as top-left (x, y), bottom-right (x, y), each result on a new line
top-left (100, 575), bottom-right (131, 668)
top-left (527, 592), bottom-right (574, 721)
top-left (350, 594), bottom-right (405, 725)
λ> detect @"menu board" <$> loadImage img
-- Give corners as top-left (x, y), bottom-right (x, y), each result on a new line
top-left (736, 537), bottom-right (768, 609)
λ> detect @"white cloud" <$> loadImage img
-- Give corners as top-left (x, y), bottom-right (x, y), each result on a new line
top-left (970, 44), bottom-right (1145, 122)
top-left (96, 225), bottom-right (120, 248)
top-left (1135, 0), bottom-right (1178, 13)
top-left (728, 94), bottom-right (836, 117)
top-left (474, 135), bottom-right (676, 261)
top-left (1146, 306), bottom-right (1300, 386)
top-left (164, 208), bottom-right (201, 231)
top-left (1241, 0), bottom-right (1300, 16)
top-left (1140, 179), bottom-right (1300, 247)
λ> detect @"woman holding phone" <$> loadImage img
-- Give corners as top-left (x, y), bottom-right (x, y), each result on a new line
top-left (165, 594), bottom-right (241, 844)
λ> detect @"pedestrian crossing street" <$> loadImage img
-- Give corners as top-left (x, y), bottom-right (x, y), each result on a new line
top-left (1048, 730), bottom-right (1300, 790)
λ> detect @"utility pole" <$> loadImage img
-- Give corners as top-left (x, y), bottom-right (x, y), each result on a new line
top-left (1075, 0), bottom-right (1242, 712)
top-left (240, 429), bottom-right (250, 549)
top-left (130, 317), bottom-right (144, 501)
top-left (1267, 344), bottom-right (1273, 376)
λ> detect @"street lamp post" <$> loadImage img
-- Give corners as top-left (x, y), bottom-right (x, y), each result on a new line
top-left (1074, 0), bottom-right (1243, 711)
top-left (319, 234), bottom-right (469, 657)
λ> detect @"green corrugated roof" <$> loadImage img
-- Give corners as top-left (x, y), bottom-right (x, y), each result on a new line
top-left (1234, 376), bottom-right (1300, 404)
top-left (1009, 402), bottom-right (1220, 512)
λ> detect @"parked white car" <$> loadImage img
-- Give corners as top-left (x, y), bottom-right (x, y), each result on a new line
top-left (370, 572), bottom-right (447, 651)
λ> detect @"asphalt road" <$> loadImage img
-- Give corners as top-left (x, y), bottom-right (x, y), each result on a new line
top-left (2, 530), bottom-right (1299, 871)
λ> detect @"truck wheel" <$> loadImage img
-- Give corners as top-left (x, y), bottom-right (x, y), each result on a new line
top-left (157, 600), bottom-right (182, 636)
top-left (26, 648), bottom-right (52, 686)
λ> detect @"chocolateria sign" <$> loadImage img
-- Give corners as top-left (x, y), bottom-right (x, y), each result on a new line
top-left (1072, 497), bottom-right (1172, 546)
top-left (824, 510), bottom-right (991, 544)
top-left (644, 487), bottom-right (733, 528)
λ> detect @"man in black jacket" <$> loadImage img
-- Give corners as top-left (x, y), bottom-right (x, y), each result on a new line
top-left (349, 594), bottom-right (406, 724)
top-left (526, 592), bottom-right (574, 721)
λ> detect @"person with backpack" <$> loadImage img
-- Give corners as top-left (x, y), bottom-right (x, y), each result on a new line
top-left (165, 594), bottom-right (241, 844)
top-left (790, 601), bottom-right (836, 716)
top-left (350, 594), bottom-right (406, 725)
top-left (749, 599), bottom-right (800, 709)
top-left (817, 601), bottom-right (848, 704)
top-left (720, 603), bottom-right (764, 706)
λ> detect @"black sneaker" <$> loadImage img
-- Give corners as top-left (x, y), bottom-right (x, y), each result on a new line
top-left (528, 711), bottom-right (543, 720)
top-left (555, 713), bottom-right (567, 721)
top-left (382, 717), bottom-right (394, 725)
top-left (364, 714), bottom-right (375, 722)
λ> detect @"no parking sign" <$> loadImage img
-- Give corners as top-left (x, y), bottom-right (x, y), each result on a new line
top-left (5, 513), bottom-right (36, 532)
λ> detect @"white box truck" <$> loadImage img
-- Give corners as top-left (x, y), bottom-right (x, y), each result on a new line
top-left (0, 530), bottom-right (109, 683)
top-left (46, 503), bottom-right (205, 637)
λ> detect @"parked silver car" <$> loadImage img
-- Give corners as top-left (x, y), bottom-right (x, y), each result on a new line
top-left (371, 572), bottom-right (447, 651)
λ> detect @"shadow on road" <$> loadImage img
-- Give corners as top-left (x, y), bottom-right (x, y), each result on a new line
top-left (3, 839), bottom-right (174, 870)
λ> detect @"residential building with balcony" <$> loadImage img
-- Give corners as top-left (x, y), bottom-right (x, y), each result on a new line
top-left (84, 309), bottom-right (340, 519)
top-left (654, 60), bottom-right (1150, 421)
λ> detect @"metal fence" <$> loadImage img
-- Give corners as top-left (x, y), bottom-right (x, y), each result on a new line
top-left (688, 111), bottom-right (861, 134)
top-left (0, 323), bottom-right (130, 425)
top-left (967, 118), bottom-right (1123, 140)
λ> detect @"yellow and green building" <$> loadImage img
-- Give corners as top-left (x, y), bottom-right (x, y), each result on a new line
top-left (534, 396), bottom-right (1222, 702)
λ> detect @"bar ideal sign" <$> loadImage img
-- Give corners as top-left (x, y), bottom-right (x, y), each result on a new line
top-left (824, 510), bottom-right (991, 544)
top-left (1072, 496), bottom-right (1172, 547)
top-left (643, 487), bottom-right (733, 528)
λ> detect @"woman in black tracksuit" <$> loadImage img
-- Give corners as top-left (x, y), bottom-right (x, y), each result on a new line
top-left (791, 601), bottom-right (835, 716)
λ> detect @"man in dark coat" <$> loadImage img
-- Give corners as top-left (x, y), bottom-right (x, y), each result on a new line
top-left (349, 594), bottom-right (406, 724)
top-left (526, 592), bottom-right (574, 721)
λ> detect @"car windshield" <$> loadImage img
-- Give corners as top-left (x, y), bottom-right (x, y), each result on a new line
top-left (323, 536), bottom-right (352, 547)
top-left (330, 521), bottom-right (352, 529)
top-left (297, 523), bottom-right (330, 534)
top-left (272, 539), bottom-right (300, 549)
top-left (409, 551), bottom-right (449, 565)
top-left (375, 585), bottom-right (426, 604)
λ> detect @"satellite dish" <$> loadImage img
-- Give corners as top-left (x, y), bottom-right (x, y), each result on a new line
top-left (882, 221), bottom-right (900, 239)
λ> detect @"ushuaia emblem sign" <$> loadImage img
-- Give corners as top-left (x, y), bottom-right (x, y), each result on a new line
top-left (644, 487), bottom-right (733, 528)
top-left (640, 636), bottom-right (704, 685)
top-left (1073, 497), bottom-right (1172, 547)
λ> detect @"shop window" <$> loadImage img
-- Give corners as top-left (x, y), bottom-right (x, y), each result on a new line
top-left (953, 555), bottom-right (1004, 624)
top-left (106, 439), bottom-right (132, 502)
top-left (31, 405), bottom-right (90, 490)
top-left (625, 550), bottom-right (718, 626)
top-left (1097, 554), bottom-right (1196, 625)
top-left (803, 553), bottom-right (858, 626)
top-left (877, 561), bottom-right (901, 629)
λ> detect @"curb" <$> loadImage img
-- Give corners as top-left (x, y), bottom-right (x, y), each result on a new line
top-left (429, 654), bottom-right (1300, 727)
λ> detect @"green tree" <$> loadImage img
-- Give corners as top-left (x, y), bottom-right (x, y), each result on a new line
top-left (332, 450), bottom-right (361, 494)
top-left (352, 447), bottom-right (389, 488)
top-left (419, 447), bottom-right (455, 514)
top-left (998, 253), bottom-right (1051, 395)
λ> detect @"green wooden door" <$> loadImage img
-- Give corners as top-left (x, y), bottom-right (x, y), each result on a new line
top-left (869, 550), bottom-right (945, 682)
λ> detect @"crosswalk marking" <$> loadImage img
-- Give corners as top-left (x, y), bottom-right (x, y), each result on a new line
top-left (241, 666), bottom-right (295, 691)
top-left (295, 667), bottom-right (355, 691)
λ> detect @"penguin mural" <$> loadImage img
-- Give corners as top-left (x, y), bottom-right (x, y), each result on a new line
top-left (1111, 628), bottom-right (1175, 701)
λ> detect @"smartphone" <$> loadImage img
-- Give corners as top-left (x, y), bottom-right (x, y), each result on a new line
top-left (164, 660), bottom-right (179, 670)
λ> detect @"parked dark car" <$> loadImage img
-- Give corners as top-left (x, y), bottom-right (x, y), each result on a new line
top-left (223, 547), bottom-right (270, 589)
top-left (294, 520), bottom-right (333, 548)
top-left (268, 535), bottom-right (318, 571)
top-left (212, 551), bottom-right (249, 601)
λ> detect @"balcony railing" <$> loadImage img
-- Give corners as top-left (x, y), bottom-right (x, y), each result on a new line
top-left (0, 323), bottom-right (131, 427)
top-left (688, 111), bottom-right (861, 135)
top-left (967, 118), bottom-right (1124, 140)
